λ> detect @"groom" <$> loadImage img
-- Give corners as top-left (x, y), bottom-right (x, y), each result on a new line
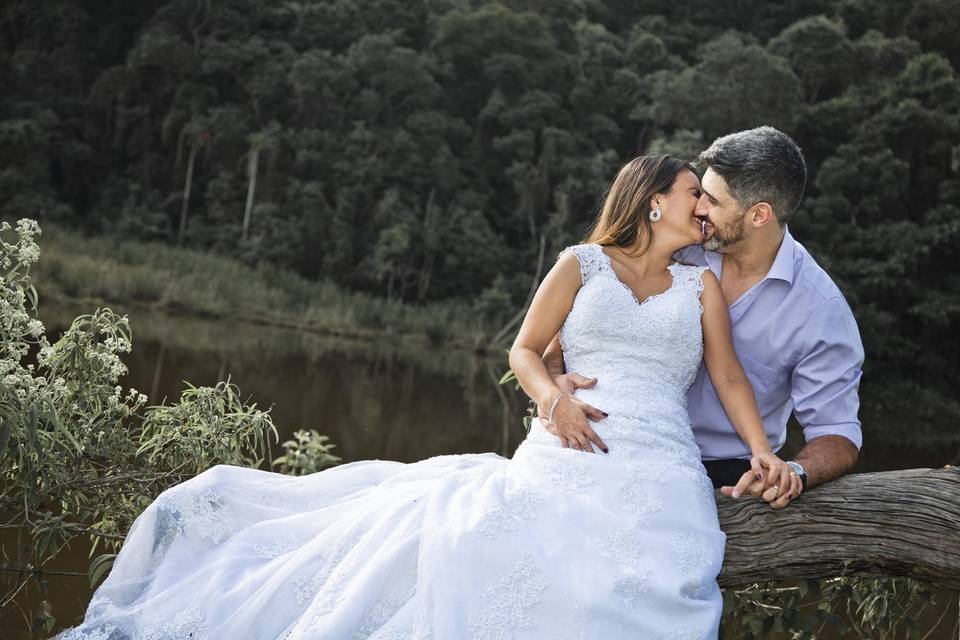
top-left (541, 126), bottom-right (864, 509)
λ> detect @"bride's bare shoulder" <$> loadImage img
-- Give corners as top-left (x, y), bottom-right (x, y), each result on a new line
top-left (551, 250), bottom-right (585, 284)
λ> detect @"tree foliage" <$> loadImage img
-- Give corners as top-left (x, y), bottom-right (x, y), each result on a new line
top-left (1, 0), bottom-right (958, 460)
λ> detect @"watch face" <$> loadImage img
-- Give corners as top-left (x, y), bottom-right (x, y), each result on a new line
top-left (787, 461), bottom-right (805, 476)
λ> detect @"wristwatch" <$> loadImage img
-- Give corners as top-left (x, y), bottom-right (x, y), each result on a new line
top-left (786, 461), bottom-right (808, 491)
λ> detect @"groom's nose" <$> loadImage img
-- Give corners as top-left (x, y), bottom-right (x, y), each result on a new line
top-left (694, 194), bottom-right (709, 216)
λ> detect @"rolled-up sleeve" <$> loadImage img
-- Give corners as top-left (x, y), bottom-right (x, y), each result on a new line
top-left (790, 296), bottom-right (865, 449)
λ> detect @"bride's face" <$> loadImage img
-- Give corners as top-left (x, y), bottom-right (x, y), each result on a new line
top-left (650, 169), bottom-right (706, 247)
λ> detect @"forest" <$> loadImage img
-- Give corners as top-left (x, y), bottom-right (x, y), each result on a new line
top-left (4, 0), bottom-right (958, 463)
top-left (2, 0), bottom-right (960, 636)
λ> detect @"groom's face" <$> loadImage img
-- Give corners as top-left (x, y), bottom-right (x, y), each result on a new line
top-left (695, 168), bottom-right (747, 253)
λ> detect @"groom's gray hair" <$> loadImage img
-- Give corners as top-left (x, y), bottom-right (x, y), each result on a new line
top-left (698, 126), bottom-right (807, 225)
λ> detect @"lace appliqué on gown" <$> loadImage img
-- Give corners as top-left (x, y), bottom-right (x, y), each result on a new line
top-left (137, 608), bottom-right (207, 640)
top-left (672, 532), bottom-right (718, 600)
top-left (58, 608), bottom-right (208, 640)
top-left (477, 485), bottom-right (545, 539)
top-left (466, 553), bottom-right (547, 640)
top-left (353, 553), bottom-right (419, 639)
top-left (154, 487), bottom-right (237, 545)
top-left (58, 627), bottom-right (117, 640)
top-left (613, 567), bottom-right (652, 611)
top-left (543, 454), bottom-right (594, 492)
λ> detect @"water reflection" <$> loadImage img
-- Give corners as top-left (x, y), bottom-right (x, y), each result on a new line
top-left (37, 300), bottom-right (531, 464)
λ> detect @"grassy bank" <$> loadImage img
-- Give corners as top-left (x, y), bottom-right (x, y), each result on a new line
top-left (30, 225), bottom-right (493, 351)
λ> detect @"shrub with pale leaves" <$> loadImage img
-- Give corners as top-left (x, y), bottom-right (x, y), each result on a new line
top-left (0, 219), bottom-right (340, 634)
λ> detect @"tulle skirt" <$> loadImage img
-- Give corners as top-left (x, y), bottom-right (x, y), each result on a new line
top-left (58, 420), bottom-right (725, 639)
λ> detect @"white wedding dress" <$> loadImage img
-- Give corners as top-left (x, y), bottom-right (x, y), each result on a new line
top-left (58, 244), bottom-right (725, 640)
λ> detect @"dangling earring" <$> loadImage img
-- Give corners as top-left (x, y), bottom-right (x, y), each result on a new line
top-left (649, 207), bottom-right (662, 222)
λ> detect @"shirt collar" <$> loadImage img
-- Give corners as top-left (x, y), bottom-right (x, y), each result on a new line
top-left (703, 226), bottom-right (796, 285)
top-left (766, 226), bottom-right (796, 285)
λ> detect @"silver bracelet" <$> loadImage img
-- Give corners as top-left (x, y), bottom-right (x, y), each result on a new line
top-left (547, 392), bottom-right (565, 425)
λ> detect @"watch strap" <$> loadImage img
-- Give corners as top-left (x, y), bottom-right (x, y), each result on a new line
top-left (787, 461), bottom-right (808, 490)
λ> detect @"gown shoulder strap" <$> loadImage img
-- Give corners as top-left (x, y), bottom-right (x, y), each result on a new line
top-left (670, 263), bottom-right (710, 298)
top-left (557, 243), bottom-right (608, 285)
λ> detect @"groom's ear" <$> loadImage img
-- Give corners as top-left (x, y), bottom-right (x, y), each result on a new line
top-left (750, 202), bottom-right (777, 228)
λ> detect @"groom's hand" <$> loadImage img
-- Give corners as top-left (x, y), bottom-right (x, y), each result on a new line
top-left (552, 372), bottom-right (598, 396)
top-left (720, 469), bottom-right (803, 509)
top-left (540, 372), bottom-right (609, 453)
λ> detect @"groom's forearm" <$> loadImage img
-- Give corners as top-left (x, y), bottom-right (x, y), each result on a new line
top-left (792, 435), bottom-right (859, 489)
top-left (542, 333), bottom-right (566, 378)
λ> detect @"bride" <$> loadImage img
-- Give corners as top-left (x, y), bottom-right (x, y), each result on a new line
top-left (59, 155), bottom-right (788, 640)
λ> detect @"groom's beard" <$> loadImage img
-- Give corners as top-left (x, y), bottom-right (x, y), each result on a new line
top-left (703, 210), bottom-right (746, 252)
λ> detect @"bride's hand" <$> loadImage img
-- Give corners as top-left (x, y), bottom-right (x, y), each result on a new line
top-left (748, 450), bottom-right (791, 501)
top-left (539, 393), bottom-right (609, 454)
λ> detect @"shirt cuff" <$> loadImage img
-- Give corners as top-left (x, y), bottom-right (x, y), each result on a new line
top-left (803, 423), bottom-right (862, 450)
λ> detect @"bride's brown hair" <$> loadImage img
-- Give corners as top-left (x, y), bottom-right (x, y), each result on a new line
top-left (584, 155), bottom-right (694, 257)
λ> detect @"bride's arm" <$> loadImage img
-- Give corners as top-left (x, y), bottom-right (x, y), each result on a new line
top-left (509, 252), bottom-right (581, 415)
top-left (700, 270), bottom-right (791, 498)
top-left (509, 253), bottom-right (608, 453)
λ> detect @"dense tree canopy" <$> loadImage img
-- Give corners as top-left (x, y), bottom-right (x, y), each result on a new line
top-left (1, 0), bottom-right (958, 458)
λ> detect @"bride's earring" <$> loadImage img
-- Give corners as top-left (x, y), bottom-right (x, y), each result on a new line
top-left (649, 207), bottom-right (662, 222)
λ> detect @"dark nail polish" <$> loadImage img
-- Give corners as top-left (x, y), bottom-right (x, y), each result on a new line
top-left (602, 412), bottom-right (609, 417)
top-left (603, 448), bottom-right (609, 453)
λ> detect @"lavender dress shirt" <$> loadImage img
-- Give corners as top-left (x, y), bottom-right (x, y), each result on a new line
top-left (675, 228), bottom-right (865, 461)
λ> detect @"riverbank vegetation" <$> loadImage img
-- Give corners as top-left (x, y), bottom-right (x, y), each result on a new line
top-left (31, 225), bottom-right (507, 352)
top-left (0, 221), bottom-right (340, 635)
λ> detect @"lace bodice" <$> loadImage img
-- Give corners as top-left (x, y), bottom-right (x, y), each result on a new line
top-left (553, 243), bottom-right (709, 462)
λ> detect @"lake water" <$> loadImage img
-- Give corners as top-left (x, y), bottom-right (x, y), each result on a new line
top-left (43, 300), bottom-right (532, 464)
top-left (4, 300), bottom-right (956, 637)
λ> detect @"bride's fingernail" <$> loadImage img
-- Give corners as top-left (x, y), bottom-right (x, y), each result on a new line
top-left (602, 447), bottom-right (609, 453)
top-left (755, 473), bottom-right (762, 480)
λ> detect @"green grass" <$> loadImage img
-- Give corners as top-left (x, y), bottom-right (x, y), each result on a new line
top-left (30, 225), bottom-right (492, 351)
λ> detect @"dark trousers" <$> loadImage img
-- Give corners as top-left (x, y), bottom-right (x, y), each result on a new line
top-left (702, 458), bottom-right (752, 489)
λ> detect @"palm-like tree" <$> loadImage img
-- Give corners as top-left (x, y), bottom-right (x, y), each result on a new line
top-left (241, 122), bottom-right (281, 241)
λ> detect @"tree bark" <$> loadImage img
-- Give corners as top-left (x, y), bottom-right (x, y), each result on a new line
top-left (177, 140), bottom-right (197, 247)
top-left (242, 147), bottom-right (259, 241)
top-left (716, 467), bottom-right (960, 590)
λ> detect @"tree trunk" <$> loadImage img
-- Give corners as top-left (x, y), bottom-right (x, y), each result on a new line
top-left (416, 187), bottom-right (437, 303)
top-left (242, 148), bottom-right (259, 241)
top-left (177, 140), bottom-right (198, 247)
top-left (716, 467), bottom-right (960, 590)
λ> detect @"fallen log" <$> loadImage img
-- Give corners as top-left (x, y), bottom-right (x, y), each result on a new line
top-left (716, 466), bottom-right (960, 590)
